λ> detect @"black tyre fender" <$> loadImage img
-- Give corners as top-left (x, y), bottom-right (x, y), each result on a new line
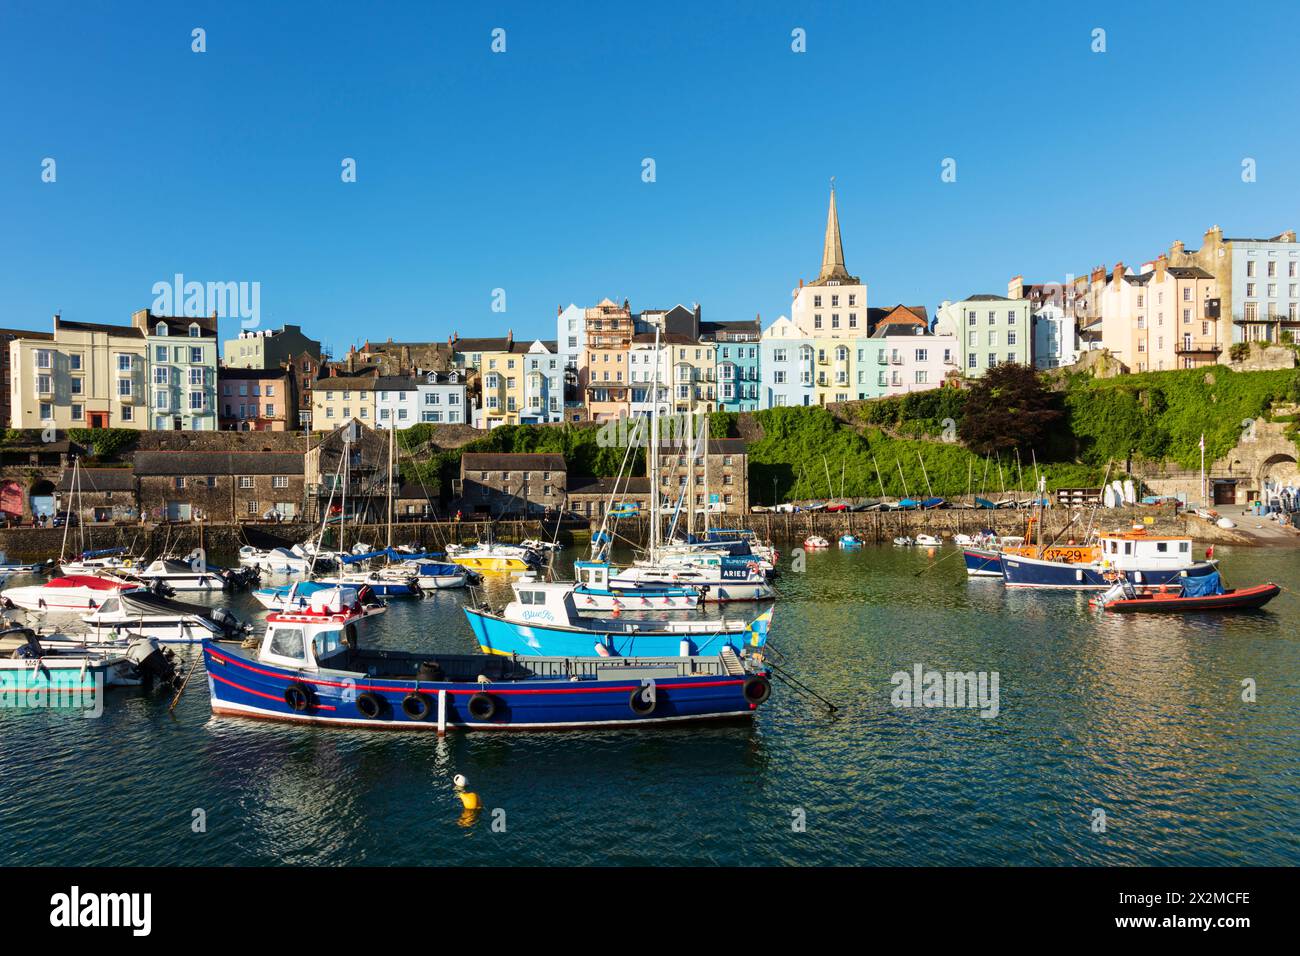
top-left (284, 682), bottom-right (314, 713)
top-left (401, 692), bottom-right (431, 721)
top-left (467, 692), bottom-right (497, 721)
top-left (355, 691), bottom-right (384, 719)
top-left (743, 675), bottom-right (771, 705)
top-left (629, 684), bottom-right (657, 715)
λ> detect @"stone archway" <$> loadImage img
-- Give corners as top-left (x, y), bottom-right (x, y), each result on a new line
top-left (1258, 452), bottom-right (1299, 490)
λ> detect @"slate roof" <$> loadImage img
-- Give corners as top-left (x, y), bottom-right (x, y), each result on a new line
top-left (461, 453), bottom-right (567, 473)
top-left (133, 450), bottom-right (305, 477)
top-left (57, 467), bottom-right (135, 492)
top-left (567, 476), bottom-right (651, 495)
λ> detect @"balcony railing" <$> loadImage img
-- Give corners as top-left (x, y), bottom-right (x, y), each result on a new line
top-left (1174, 341), bottom-right (1222, 355)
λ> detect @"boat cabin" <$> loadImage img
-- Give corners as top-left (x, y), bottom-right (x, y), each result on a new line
top-left (505, 581), bottom-right (579, 626)
top-left (574, 560), bottom-right (611, 590)
top-left (1098, 530), bottom-right (1196, 571)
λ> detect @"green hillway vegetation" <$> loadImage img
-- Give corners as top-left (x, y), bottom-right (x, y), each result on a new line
top-left (399, 365), bottom-right (1300, 502)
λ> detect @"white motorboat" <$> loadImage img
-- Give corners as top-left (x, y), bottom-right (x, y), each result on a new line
top-left (1, 574), bottom-right (137, 612)
top-left (81, 589), bottom-right (252, 644)
top-left (609, 563), bottom-right (774, 603)
top-left (803, 536), bottom-right (830, 550)
top-left (914, 534), bottom-right (942, 547)
top-left (238, 545), bottom-right (311, 575)
top-left (135, 558), bottom-right (228, 592)
top-left (0, 626), bottom-right (181, 692)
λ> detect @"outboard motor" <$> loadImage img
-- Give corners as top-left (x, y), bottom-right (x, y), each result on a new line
top-left (209, 607), bottom-right (251, 640)
top-left (3, 627), bottom-right (45, 660)
top-left (124, 638), bottom-right (181, 691)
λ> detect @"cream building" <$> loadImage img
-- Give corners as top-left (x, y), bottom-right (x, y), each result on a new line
top-left (311, 374), bottom-right (376, 429)
top-left (9, 316), bottom-right (148, 429)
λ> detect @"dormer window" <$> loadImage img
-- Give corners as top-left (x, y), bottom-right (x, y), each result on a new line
top-left (188, 324), bottom-right (201, 337)
top-left (155, 323), bottom-right (168, 336)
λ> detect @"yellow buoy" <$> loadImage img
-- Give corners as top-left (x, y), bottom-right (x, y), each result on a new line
top-left (454, 773), bottom-right (481, 811)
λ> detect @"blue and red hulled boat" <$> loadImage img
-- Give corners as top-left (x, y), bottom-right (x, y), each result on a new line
top-left (202, 584), bottom-right (773, 731)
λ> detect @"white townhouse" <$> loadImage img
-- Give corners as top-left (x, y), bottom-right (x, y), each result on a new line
top-left (375, 371), bottom-right (467, 427)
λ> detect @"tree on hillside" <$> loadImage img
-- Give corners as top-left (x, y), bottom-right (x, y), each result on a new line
top-left (957, 363), bottom-right (1062, 456)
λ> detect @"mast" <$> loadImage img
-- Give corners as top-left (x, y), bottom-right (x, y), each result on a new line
top-left (339, 425), bottom-right (350, 555)
top-left (918, 451), bottom-right (934, 500)
top-left (822, 454), bottom-right (834, 501)
top-left (649, 325), bottom-right (660, 562)
top-left (59, 456), bottom-right (77, 563)
top-left (896, 458), bottom-right (911, 501)
top-left (386, 423), bottom-right (394, 550)
top-left (702, 412), bottom-right (709, 536)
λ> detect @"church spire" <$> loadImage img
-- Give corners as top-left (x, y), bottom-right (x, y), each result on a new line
top-left (815, 178), bottom-right (855, 285)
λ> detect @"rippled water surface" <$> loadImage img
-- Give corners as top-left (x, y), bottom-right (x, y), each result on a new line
top-left (2, 544), bottom-right (1298, 866)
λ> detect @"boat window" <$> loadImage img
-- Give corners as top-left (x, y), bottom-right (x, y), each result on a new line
top-left (98, 599), bottom-right (119, 614)
top-left (268, 627), bottom-right (306, 660)
top-left (1124, 542), bottom-right (1133, 555)
top-left (518, 590), bottom-right (542, 605)
top-left (312, 629), bottom-right (345, 659)
top-left (1179, 542), bottom-right (1190, 553)
top-left (1156, 542), bottom-right (1168, 553)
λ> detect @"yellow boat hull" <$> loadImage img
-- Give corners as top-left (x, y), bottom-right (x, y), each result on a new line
top-left (449, 555), bottom-right (532, 572)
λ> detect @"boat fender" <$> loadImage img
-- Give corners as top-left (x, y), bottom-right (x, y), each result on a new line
top-left (402, 692), bottom-right (432, 721)
top-left (467, 692), bottom-right (498, 721)
top-left (284, 682), bottom-right (314, 712)
top-left (629, 681), bottom-right (656, 715)
top-left (356, 691), bottom-right (384, 719)
top-left (743, 675), bottom-right (772, 705)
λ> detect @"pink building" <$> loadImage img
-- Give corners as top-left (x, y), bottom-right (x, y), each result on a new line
top-left (218, 367), bottom-right (297, 431)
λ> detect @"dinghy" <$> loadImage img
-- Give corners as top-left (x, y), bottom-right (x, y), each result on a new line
top-left (1092, 572), bottom-right (1279, 613)
top-left (803, 536), bottom-right (830, 550)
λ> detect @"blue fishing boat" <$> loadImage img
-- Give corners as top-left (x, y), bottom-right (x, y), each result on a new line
top-left (839, 534), bottom-right (862, 548)
top-left (463, 581), bottom-right (772, 658)
top-left (1000, 528), bottom-right (1217, 590)
top-left (202, 598), bottom-right (773, 731)
top-left (974, 497), bottom-right (997, 510)
top-left (962, 547), bottom-right (1004, 577)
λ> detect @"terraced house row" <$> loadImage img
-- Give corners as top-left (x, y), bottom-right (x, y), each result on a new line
top-left (7, 190), bottom-right (1296, 434)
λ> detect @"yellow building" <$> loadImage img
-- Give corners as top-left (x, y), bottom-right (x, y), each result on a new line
top-left (669, 341), bottom-right (716, 413)
top-left (810, 337), bottom-right (860, 405)
top-left (9, 316), bottom-right (148, 429)
top-left (311, 374), bottom-right (376, 429)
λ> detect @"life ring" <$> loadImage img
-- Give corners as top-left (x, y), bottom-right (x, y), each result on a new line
top-left (628, 685), bottom-right (656, 716)
top-left (284, 682), bottom-right (314, 712)
top-left (401, 692), bottom-right (431, 721)
top-left (355, 691), bottom-right (384, 719)
top-left (743, 675), bottom-right (772, 705)
top-left (467, 692), bottom-right (498, 721)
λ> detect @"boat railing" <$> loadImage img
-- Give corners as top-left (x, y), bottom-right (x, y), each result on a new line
top-left (519, 655), bottom-right (735, 679)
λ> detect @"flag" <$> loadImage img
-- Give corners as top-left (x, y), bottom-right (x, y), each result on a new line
top-left (746, 608), bottom-right (774, 647)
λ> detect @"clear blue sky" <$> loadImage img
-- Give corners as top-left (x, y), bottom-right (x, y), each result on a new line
top-left (3, 1), bottom-right (1298, 356)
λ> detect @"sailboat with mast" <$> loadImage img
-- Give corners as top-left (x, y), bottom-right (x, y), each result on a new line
top-left (315, 423), bottom-right (423, 596)
top-left (608, 411), bottom-right (774, 603)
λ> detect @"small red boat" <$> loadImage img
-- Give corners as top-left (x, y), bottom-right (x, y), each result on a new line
top-left (1095, 582), bottom-right (1281, 613)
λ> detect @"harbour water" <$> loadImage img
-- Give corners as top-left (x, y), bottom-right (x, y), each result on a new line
top-left (2, 544), bottom-right (1298, 866)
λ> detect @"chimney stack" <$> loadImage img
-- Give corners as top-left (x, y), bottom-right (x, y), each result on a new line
top-left (1112, 262), bottom-right (1125, 285)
